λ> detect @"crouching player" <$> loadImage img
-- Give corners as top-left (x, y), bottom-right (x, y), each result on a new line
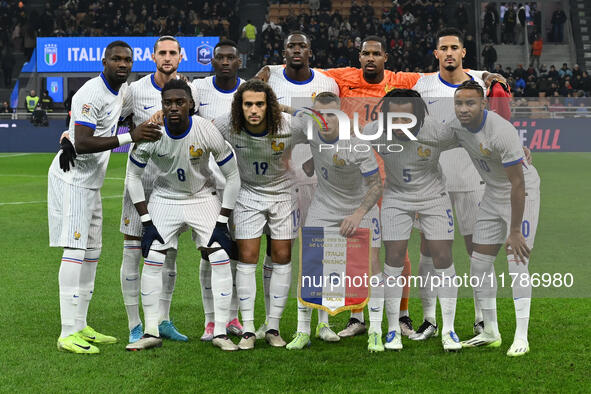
top-left (286, 92), bottom-right (385, 352)
top-left (364, 89), bottom-right (461, 351)
top-left (125, 79), bottom-right (241, 351)
top-left (417, 80), bottom-right (540, 357)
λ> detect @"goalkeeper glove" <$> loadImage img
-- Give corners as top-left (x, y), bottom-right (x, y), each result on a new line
top-left (59, 138), bottom-right (76, 172)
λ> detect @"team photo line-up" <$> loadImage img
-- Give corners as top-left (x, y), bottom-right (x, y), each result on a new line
top-left (49, 28), bottom-right (537, 357)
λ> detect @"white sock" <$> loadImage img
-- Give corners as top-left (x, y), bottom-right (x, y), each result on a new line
top-left (159, 248), bottom-right (177, 323)
top-left (141, 251), bottom-right (165, 337)
top-left (351, 311), bottom-right (365, 323)
top-left (318, 309), bottom-right (329, 324)
top-left (435, 265), bottom-right (458, 335)
top-left (121, 240), bottom-right (142, 330)
top-left (59, 249), bottom-right (85, 338)
top-left (471, 251), bottom-right (499, 337)
top-left (508, 254), bottom-right (532, 342)
top-left (75, 248), bottom-right (99, 332)
top-left (399, 309), bottom-right (409, 318)
top-left (199, 257), bottom-right (214, 326)
top-left (297, 300), bottom-right (312, 335)
top-left (209, 249), bottom-right (233, 337)
top-left (474, 291), bottom-right (483, 323)
top-left (262, 255), bottom-right (273, 322)
top-left (419, 253), bottom-right (437, 324)
top-left (236, 262), bottom-right (257, 333)
top-left (384, 265), bottom-right (404, 333)
top-left (229, 259), bottom-right (239, 321)
top-left (268, 262), bottom-right (291, 331)
top-left (368, 274), bottom-right (384, 335)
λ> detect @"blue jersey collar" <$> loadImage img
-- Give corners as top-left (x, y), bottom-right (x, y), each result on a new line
top-left (151, 74), bottom-right (163, 91)
top-left (283, 68), bottom-right (315, 85)
top-left (213, 76), bottom-right (241, 93)
top-left (467, 110), bottom-right (488, 133)
top-left (100, 73), bottom-right (119, 95)
top-left (438, 72), bottom-right (474, 88)
top-left (165, 116), bottom-right (193, 139)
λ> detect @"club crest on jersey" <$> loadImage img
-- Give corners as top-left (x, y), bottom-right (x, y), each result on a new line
top-left (73, 231), bottom-right (81, 240)
top-left (81, 104), bottom-right (91, 116)
top-left (311, 92), bottom-right (317, 99)
top-left (332, 154), bottom-right (345, 167)
top-left (479, 143), bottom-right (492, 156)
top-left (124, 217), bottom-right (130, 226)
top-left (189, 145), bottom-right (204, 159)
top-left (417, 146), bottom-right (431, 158)
top-left (271, 140), bottom-right (285, 154)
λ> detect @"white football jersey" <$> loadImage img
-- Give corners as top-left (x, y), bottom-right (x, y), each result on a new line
top-left (49, 73), bottom-right (127, 189)
top-left (425, 110), bottom-right (540, 202)
top-left (267, 65), bottom-right (340, 185)
top-left (130, 116), bottom-right (233, 204)
top-left (192, 76), bottom-right (244, 120)
top-left (412, 71), bottom-right (486, 192)
top-left (365, 116), bottom-right (446, 203)
top-left (213, 113), bottom-right (308, 201)
top-left (120, 73), bottom-right (203, 191)
top-left (192, 76), bottom-right (244, 190)
top-left (301, 128), bottom-right (379, 214)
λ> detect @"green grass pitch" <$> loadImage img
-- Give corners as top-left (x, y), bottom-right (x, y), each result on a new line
top-left (0, 152), bottom-right (589, 392)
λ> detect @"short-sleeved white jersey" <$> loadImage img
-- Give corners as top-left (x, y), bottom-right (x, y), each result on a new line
top-left (267, 66), bottom-right (340, 185)
top-left (422, 110), bottom-right (540, 203)
top-left (192, 76), bottom-right (244, 120)
top-left (213, 113), bottom-right (308, 201)
top-left (365, 116), bottom-right (446, 203)
top-left (412, 71), bottom-right (486, 192)
top-left (49, 73), bottom-right (127, 189)
top-left (302, 127), bottom-right (379, 214)
top-left (129, 115), bottom-right (233, 204)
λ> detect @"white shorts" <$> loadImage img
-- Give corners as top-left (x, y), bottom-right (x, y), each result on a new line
top-left (449, 186), bottom-right (485, 236)
top-left (233, 196), bottom-right (296, 240)
top-left (305, 204), bottom-right (381, 247)
top-left (294, 183), bottom-right (316, 238)
top-left (472, 192), bottom-right (540, 248)
top-left (149, 194), bottom-right (220, 251)
top-left (48, 174), bottom-right (102, 249)
top-left (382, 196), bottom-right (455, 241)
top-left (120, 160), bottom-right (159, 237)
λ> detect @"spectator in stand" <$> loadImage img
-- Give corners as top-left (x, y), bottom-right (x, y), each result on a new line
top-left (581, 71), bottom-right (591, 95)
top-left (482, 43), bottom-right (497, 71)
top-left (559, 63), bottom-right (573, 79)
top-left (548, 64), bottom-right (560, 81)
top-left (454, 2), bottom-right (469, 28)
top-left (463, 34), bottom-right (477, 69)
top-left (551, 8), bottom-right (566, 43)
top-left (572, 64), bottom-right (583, 78)
top-left (516, 3), bottom-right (526, 44)
top-left (0, 100), bottom-right (11, 113)
top-left (530, 33), bottom-right (542, 68)
top-left (309, 0), bottom-right (320, 12)
top-left (503, 4), bottom-right (516, 43)
top-left (482, 3), bottom-right (498, 44)
top-left (514, 63), bottom-right (527, 80)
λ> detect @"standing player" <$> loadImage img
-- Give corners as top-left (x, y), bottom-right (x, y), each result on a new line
top-left (192, 39), bottom-right (245, 341)
top-left (125, 79), bottom-right (241, 351)
top-left (48, 40), bottom-right (161, 354)
top-left (213, 80), bottom-right (308, 349)
top-left (261, 31), bottom-right (340, 339)
top-left (119, 36), bottom-right (197, 344)
top-left (417, 80), bottom-right (540, 357)
top-left (364, 89), bottom-right (462, 352)
top-left (410, 28), bottom-right (511, 339)
top-left (285, 92), bottom-right (385, 352)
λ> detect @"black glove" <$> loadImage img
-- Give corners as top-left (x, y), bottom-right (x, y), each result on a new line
top-left (142, 222), bottom-right (165, 258)
top-left (207, 221), bottom-right (234, 256)
top-left (59, 138), bottom-right (76, 172)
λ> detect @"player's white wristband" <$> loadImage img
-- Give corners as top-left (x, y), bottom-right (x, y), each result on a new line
top-left (140, 214), bottom-right (151, 223)
top-left (217, 215), bottom-right (229, 224)
top-left (117, 133), bottom-right (133, 146)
